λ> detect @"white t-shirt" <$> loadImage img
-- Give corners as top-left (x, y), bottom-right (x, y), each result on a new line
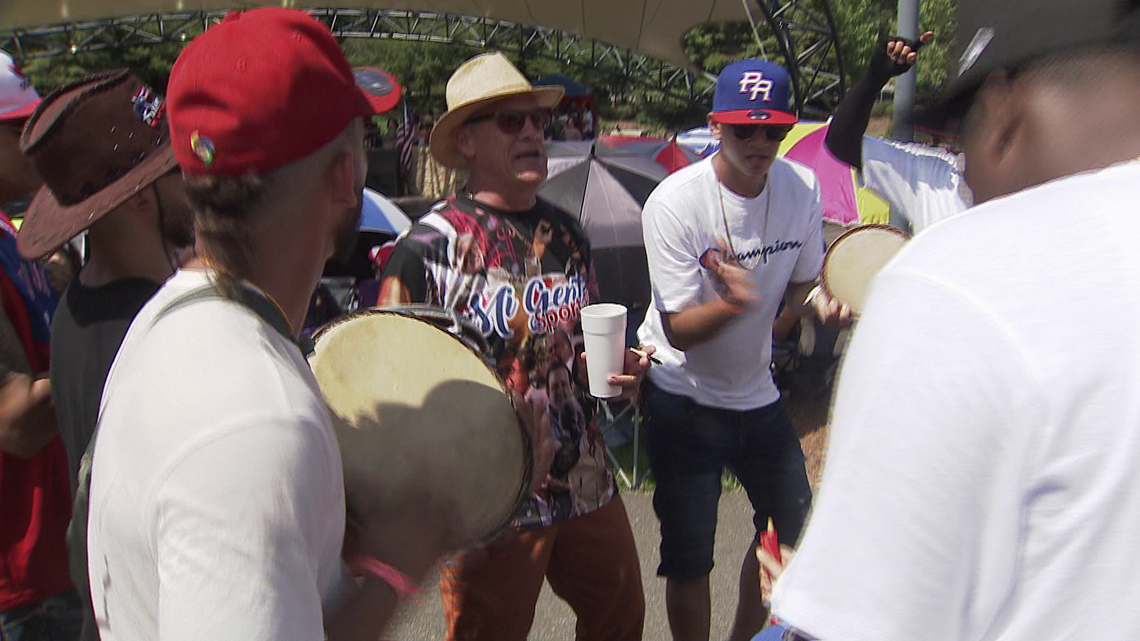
top-left (88, 269), bottom-right (347, 641)
top-left (637, 156), bottom-right (824, 410)
top-left (861, 136), bottom-right (971, 234)
top-left (773, 161), bottom-right (1140, 641)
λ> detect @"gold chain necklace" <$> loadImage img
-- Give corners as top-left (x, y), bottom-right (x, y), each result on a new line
top-left (717, 177), bottom-right (772, 269)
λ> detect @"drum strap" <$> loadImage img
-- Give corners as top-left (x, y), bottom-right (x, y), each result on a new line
top-left (66, 280), bottom-right (308, 611)
top-left (154, 283), bottom-right (303, 352)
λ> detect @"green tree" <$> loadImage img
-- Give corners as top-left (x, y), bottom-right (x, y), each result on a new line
top-left (684, 20), bottom-right (778, 74)
top-left (682, 0), bottom-right (957, 114)
top-left (22, 35), bottom-right (192, 93)
top-left (829, 0), bottom-right (957, 101)
top-left (15, 0), bottom-right (955, 135)
top-left (343, 38), bottom-right (474, 120)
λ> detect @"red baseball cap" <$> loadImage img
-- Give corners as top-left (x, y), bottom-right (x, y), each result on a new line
top-left (168, 7), bottom-right (377, 176)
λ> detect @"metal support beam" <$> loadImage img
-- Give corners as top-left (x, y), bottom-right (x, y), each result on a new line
top-left (893, 0), bottom-right (920, 141)
top-left (0, 10), bottom-right (714, 104)
top-left (1, 5), bottom-right (847, 119)
top-left (753, 0), bottom-right (846, 120)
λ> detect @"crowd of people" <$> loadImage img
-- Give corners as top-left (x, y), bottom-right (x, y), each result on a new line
top-left (3, 1), bottom-right (1140, 641)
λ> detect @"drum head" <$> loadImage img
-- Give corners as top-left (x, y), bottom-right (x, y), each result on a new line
top-left (310, 310), bottom-right (529, 548)
top-left (822, 225), bottom-right (909, 315)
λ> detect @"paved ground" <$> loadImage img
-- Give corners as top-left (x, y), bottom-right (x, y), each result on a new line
top-left (388, 490), bottom-right (760, 641)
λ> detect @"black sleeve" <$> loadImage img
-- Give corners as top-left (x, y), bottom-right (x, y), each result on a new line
top-left (378, 237), bottom-right (430, 304)
top-left (826, 35), bottom-right (920, 170)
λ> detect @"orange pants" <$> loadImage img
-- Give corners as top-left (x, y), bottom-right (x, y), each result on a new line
top-left (440, 494), bottom-right (645, 641)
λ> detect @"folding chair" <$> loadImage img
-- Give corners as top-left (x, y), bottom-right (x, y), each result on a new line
top-left (597, 398), bottom-right (647, 489)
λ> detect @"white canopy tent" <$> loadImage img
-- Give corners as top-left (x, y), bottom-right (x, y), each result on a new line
top-left (0, 0), bottom-right (756, 70)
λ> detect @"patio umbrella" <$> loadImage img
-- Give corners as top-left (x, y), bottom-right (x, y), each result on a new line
top-left (540, 141), bottom-right (670, 306)
top-left (676, 126), bottom-right (719, 157)
top-left (360, 187), bottom-right (412, 234)
top-left (323, 188), bottom-right (412, 282)
top-left (653, 140), bottom-right (701, 173)
top-left (596, 136), bottom-right (702, 173)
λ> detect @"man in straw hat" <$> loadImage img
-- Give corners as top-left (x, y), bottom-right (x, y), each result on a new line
top-left (379, 51), bottom-right (649, 641)
top-left (634, 57), bottom-right (849, 641)
top-left (763, 1), bottom-right (1140, 639)
top-left (0, 49), bottom-right (83, 641)
top-left (16, 68), bottom-right (195, 641)
top-left (84, 8), bottom-right (452, 640)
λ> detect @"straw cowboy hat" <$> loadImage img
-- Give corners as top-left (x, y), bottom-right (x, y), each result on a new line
top-left (429, 52), bottom-right (563, 169)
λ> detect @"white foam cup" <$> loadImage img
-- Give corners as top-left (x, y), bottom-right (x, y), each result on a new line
top-left (580, 303), bottom-right (628, 398)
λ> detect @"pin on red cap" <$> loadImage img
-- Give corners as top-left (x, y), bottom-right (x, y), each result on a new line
top-left (167, 7), bottom-right (377, 177)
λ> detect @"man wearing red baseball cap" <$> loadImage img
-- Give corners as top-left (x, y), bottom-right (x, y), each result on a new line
top-left (635, 58), bottom-right (847, 641)
top-left (84, 9), bottom-right (447, 640)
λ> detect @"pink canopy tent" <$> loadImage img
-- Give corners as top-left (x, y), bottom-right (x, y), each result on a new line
top-left (778, 122), bottom-right (889, 226)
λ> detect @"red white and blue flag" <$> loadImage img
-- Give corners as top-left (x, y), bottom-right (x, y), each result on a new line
top-left (395, 100), bottom-right (417, 175)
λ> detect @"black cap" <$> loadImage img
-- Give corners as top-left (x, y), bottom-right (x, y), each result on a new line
top-left (920, 0), bottom-right (1140, 127)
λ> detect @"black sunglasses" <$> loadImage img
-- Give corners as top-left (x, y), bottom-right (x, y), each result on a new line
top-left (730, 123), bottom-right (793, 142)
top-left (466, 108), bottom-right (552, 135)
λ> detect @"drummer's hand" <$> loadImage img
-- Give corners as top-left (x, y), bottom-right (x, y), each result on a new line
top-left (512, 390), bottom-right (555, 495)
top-left (807, 286), bottom-right (853, 328)
top-left (610, 345), bottom-right (654, 403)
top-left (713, 259), bottom-right (759, 312)
top-left (343, 498), bottom-right (453, 584)
top-left (874, 31), bottom-right (934, 78)
top-left (578, 345), bottom-right (655, 404)
top-left (757, 544), bottom-right (796, 607)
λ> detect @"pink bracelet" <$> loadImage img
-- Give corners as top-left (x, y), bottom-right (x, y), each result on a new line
top-left (347, 555), bottom-right (420, 599)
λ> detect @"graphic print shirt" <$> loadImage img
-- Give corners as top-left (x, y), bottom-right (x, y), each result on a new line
top-left (380, 193), bottom-right (613, 527)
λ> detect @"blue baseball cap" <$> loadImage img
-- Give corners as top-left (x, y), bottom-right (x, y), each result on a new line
top-left (711, 59), bottom-right (797, 126)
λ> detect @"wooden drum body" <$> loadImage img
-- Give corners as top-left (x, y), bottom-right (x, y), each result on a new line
top-left (822, 224), bottom-right (910, 315)
top-left (309, 309), bottom-right (530, 549)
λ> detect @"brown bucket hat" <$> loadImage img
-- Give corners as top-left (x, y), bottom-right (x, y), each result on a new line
top-left (17, 69), bottom-right (178, 259)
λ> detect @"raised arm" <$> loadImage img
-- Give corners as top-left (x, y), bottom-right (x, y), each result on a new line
top-left (825, 32), bottom-right (933, 170)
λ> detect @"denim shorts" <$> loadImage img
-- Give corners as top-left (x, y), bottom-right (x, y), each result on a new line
top-left (0, 590), bottom-right (83, 641)
top-left (643, 380), bottom-right (812, 580)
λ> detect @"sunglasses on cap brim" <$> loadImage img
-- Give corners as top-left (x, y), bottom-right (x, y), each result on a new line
top-left (728, 123), bottom-right (794, 142)
top-left (465, 108), bottom-right (552, 135)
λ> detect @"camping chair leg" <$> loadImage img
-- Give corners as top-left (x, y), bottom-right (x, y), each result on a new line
top-left (600, 399), bottom-right (640, 490)
top-left (607, 448), bottom-right (633, 488)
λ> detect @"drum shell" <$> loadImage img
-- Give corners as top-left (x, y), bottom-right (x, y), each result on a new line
top-left (821, 224), bottom-right (909, 315)
top-left (310, 309), bottom-right (531, 550)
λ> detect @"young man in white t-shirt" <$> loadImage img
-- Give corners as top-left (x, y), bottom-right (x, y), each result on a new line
top-left (765, 1), bottom-right (1140, 640)
top-left (636, 59), bottom-right (848, 641)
